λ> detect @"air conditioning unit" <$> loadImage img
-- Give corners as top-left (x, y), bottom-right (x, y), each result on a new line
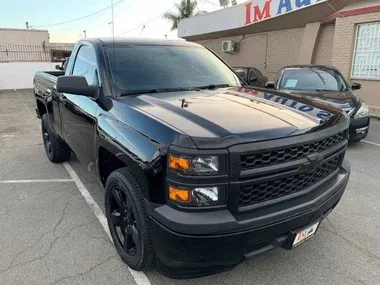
top-left (222, 40), bottom-right (236, 53)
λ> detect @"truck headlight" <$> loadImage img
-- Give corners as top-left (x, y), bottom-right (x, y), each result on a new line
top-left (169, 155), bottom-right (219, 175)
top-left (169, 185), bottom-right (222, 206)
top-left (354, 102), bottom-right (369, 119)
top-left (192, 187), bottom-right (219, 206)
top-left (192, 156), bottom-right (219, 174)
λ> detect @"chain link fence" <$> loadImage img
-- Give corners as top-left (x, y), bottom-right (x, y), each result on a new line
top-left (0, 43), bottom-right (74, 63)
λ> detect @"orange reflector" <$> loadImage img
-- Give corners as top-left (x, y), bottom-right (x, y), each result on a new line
top-left (169, 155), bottom-right (191, 171)
top-left (169, 186), bottom-right (191, 203)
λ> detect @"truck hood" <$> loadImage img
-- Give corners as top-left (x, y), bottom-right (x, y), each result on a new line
top-left (119, 87), bottom-right (347, 149)
top-left (280, 89), bottom-right (360, 113)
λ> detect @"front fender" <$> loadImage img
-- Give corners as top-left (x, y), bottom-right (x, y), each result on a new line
top-left (95, 114), bottom-right (166, 202)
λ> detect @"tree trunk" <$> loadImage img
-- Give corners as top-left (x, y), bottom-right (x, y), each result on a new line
top-left (187, 0), bottom-right (190, 18)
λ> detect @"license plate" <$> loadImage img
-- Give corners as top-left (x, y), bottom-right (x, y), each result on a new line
top-left (292, 222), bottom-right (320, 248)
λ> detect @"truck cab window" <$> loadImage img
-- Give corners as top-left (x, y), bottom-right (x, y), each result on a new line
top-left (72, 46), bottom-right (98, 86)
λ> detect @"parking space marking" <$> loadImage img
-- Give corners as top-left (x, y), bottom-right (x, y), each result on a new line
top-left (63, 162), bottom-right (152, 285)
top-left (0, 179), bottom-right (74, 183)
top-left (362, 140), bottom-right (380, 147)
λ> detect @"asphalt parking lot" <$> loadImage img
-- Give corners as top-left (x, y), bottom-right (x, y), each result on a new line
top-left (1, 89), bottom-right (380, 285)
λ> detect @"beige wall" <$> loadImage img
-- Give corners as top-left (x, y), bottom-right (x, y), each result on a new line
top-left (0, 29), bottom-right (49, 45)
top-left (331, 12), bottom-right (380, 108)
top-left (197, 27), bottom-right (304, 80)
top-left (341, 0), bottom-right (380, 11)
top-left (298, 22), bottom-right (322, 64)
top-left (314, 24), bottom-right (335, 65)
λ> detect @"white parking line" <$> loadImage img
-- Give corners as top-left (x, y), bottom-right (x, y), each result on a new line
top-left (362, 140), bottom-right (380, 147)
top-left (0, 179), bottom-right (74, 183)
top-left (63, 162), bottom-right (152, 285)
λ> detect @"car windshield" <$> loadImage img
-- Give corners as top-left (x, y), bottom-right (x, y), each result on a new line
top-left (279, 68), bottom-right (348, 92)
top-left (106, 45), bottom-right (241, 93)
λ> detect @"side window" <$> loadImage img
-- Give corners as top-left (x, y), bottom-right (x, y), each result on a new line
top-left (249, 69), bottom-right (259, 80)
top-left (253, 68), bottom-right (263, 77)
top-left (72, 46), bottom-right (98, 86)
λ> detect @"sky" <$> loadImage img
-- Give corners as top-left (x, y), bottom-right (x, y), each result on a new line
top-left (0, 0), bottom-right (231, 43)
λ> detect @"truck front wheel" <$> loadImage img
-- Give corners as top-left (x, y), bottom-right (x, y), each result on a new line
top-left (105, 167), bottom-right (155, 271)
top-left (41, 114), bottom-right (71, 163)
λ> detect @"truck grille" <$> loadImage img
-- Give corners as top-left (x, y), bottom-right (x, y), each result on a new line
top-left (240, 131), bottom-right (345, 170)
top-left (239, 154), bottom-right (342, 206)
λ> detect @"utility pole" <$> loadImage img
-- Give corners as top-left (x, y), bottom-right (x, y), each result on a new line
top-left (110, 0), bottom-right (115, 38)
top-left (187, 0), bottom-right (190, 17)
top-left (83, 30), bottom-right (87, 38)
top-left (26, 22), bottom-right (29, 29)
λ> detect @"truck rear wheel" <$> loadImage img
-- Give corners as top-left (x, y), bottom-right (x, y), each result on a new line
top-left (41, 114), bottom-right (71, 163)
top-left (105, 168), bottom-right (155, 271)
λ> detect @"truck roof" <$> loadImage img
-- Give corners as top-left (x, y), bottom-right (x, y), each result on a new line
top-left (84, 37), bottom-right (201, 47)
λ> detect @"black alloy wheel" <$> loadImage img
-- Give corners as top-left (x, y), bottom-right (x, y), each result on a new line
top-left (41, 114), bottom-right (71, 163)
top-left (42, 120), bottom-right (52, 156)
top-left (105, 168), bottom-right (154, 271)
top-left (109, 187), bottom-right (140, 257)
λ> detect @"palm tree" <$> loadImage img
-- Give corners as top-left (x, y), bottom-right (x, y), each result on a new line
top-left (163, 0), bottom-right (206, 31)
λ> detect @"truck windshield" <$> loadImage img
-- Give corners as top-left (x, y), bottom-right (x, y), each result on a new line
top-left (106, 45), bottom-right (241, 93)
top-left (279, 68), bottom-right (348, 92)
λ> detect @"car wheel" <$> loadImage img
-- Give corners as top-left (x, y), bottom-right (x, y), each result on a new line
top-left (105, 167), bottom-right (155, 271)
top-left (41, 114), bottom-right (71, 163)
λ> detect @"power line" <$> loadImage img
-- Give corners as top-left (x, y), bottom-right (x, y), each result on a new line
top-left (199, 0), bottom-right (220, 6)
top-left (84, 0), bottom-right (136, 33)
top-left (117, 5), bottom-right (175, 36)
top-left (34, 0), bottom-right (123, 28)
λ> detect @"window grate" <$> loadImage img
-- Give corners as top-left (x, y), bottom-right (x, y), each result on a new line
top-left (352, 22), bottom-right (380, 79)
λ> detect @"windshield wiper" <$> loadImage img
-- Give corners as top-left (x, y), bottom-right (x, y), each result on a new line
top-left (195, 84), bottom-right (231, 90)
top-left (120, 87), bottom-right (201, 96)
top-left (315, 89), bottom-right (339, 92)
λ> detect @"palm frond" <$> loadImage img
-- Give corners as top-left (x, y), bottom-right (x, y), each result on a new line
top-left (163, 0), bottom-right (205, 31)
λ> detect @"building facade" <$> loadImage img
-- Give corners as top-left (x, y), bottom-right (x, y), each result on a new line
top-left (0, 28), bottom-right (49, 45)
top-left (178, 0), bottom-right (380, 114)
top-left (0, 28), bottom-right (74, 90)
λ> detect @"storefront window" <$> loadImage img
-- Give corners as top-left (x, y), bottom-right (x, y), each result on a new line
top-left (352, 22), bottom-right (380, 79)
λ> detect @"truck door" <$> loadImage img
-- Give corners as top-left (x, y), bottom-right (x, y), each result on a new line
top-left (59, 44), bottom-right (99, 173)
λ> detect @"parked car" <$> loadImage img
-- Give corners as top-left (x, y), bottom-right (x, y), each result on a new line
top-left (34, 39), bottom-right (350, 278)
top-left (233, 67), bottom-right (268, 87)
top-left (266, 65), bottom-right (370, 141)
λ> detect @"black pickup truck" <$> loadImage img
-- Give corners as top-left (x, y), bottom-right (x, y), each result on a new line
top-left (34, 38), bottom-right (351, 278)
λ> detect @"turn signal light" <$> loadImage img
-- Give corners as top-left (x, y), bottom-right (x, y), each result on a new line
top-left (169, 186), bottom-right (191, 203)
top-left (169, 155), bottom-right (191, 171)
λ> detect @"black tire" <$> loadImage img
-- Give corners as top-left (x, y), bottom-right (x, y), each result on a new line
top-left (105, 168), bottom-right (155, 271)
top-left (41, 114), bottom-right (71, 163)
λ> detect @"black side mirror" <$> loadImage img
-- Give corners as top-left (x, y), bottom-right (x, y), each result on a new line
top-left (55, 65), bottom-right (62, 70)
top-left (56, 76), bottom-right (97, 97)
top-left (352, 82), bottom-right (361, 90)
top-left (266, 81), bottom-right (275, 89)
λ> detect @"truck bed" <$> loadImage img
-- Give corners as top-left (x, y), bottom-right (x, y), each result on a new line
top-left (34, 71), bottom-right (64, 100)
top-left (43, 71), bottom-right (65, 77)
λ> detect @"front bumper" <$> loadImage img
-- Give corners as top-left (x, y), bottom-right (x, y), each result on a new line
top-left (349, 116), bottom-right (370, 141)
top-left (149, 160), bottom-right (350, 278)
